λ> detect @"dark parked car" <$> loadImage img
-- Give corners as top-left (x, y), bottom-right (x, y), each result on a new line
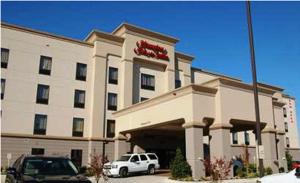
top-left (5, 155), bottom-right (91, 183)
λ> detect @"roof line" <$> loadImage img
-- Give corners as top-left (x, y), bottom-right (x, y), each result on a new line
top-left (112, 22), bottom-right (179, 44)
top-left (191, 67), bottom-right (242, 82)
top-left (1, 22), bottom-right (93, 47)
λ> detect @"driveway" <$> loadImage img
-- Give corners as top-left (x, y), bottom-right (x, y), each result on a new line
top-left (1, 174), bottom-right (258, 183)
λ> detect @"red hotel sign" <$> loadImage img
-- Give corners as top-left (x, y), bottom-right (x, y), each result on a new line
top-left (134, 40), bottom-right (169, 61)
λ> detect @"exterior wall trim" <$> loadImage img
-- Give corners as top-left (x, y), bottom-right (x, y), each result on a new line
top-left (1, 22), bottom-right (94, 47)
top-left (1, 133), bottom-right (115, 142)
top-left (85, 30), bottom-right (125, 45)
top-left (113, 84), bottom-right (217, 117)
top-left (175, 52), bottom-right (194, 62)
top-left (112, 23), bottom-right (179, 44)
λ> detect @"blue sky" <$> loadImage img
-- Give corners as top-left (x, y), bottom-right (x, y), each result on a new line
top-left (2, 1), bottom-right (300, 133)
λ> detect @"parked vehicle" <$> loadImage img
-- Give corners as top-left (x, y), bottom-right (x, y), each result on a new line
top-left (292, 161), bottom-right (300, 169)
top-left (257, 167), bottom-right (300, 183)
top-left (5, 155), bottom-right (91, 183)
top-left (103, 153), bottom-right (160, 177)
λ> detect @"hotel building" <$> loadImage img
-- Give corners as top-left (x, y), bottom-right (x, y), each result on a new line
top-left (1, 22), bottom-right (299, 179)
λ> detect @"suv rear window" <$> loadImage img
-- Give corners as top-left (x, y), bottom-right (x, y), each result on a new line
top-left (22, 157), bottom-right (78, 176)
top-left (147, 154), bottom-right (157, 160)
top-left (140, 155), bottom-right (147, 161)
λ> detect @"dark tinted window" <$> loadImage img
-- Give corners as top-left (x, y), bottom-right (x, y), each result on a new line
top-left (175, 79), bottom-right (181, 89)
top-left (72, 118), bottom-right (84, 137)
top-left (74, 90), bottom-right (85, 108)
top-left (1, 79), bottom-right (5, 100)
top-left (76, 63), bottom-right (87, 81)
top-left (147, 154), bottom-right (157, 160)
top-left (23, 157), bottom-right (78, 176)
top-left (108, 67), bottom-right (118, 84)
top-left (141, 74), bottom-right (155, 91)
top-left (106, 120), bottom-right (115, 138)
top-left (39, 56), bottom-right (52, 75)
top-left (130, 155), bottom-right (139, 162)
top-left (140, 155), bottom-right (147, 161)
top-left (140, 97), bottom-right (149, 102)
top-left (31, 148), bottom-right (44, 155)
top-left (1, 48), bottom-right (9, 68)
top-left (33, 114), bottom-right (47, 135)
top-left (71, 149), bottom-right (82, 167)
top-left (36, 84), bottom-right (50, 104)
top-left (107, 93), bottom-right (117, 111)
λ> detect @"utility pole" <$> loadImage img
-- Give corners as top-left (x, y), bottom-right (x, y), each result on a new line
top-left (245, 1), bottom-right (264, 177)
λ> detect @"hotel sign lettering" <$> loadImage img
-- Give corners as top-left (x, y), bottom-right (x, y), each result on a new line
top-left (134, 40), bottom-right (169, 61)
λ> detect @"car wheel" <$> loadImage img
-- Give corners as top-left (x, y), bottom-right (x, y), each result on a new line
top-left (119, 167), bottom-right (128, 177)
top-left (148, 165), bottom-right (155, 175)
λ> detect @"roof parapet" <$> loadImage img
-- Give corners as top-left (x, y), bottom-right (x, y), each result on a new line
top-left (85, 29), bottom-right (125, 44)
top-left (112, 23), bottom-right (179, 44)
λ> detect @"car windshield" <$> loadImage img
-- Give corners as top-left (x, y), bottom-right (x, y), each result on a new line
top-left (117, 155), bottom-right (131, 161)
top-left (22, 157), bottom-right (78, 176)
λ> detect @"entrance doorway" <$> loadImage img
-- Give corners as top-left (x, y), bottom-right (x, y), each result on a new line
top-left (146, 149), bottom-right (176, 169)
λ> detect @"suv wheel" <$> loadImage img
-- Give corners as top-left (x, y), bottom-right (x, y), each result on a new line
top-left (148, 165), bottom-right (155, 175)
top-left (119, 167), bottom-right (128, 177)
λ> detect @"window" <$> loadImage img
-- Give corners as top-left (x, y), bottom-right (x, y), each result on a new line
top-left (108, 67), bottom-right (118, 84)
top-left (141, 73), bottom-right (155, 90)
top-left (147, 154), bottom-right (158, 160)
top-left (1, 48), bottom-right (9, 68)
top-left (34, 114), bottom-right (47, 135)
top-left (244, 131), bottom-right (250, 145)
top-left (1, 79), bottom-right (5, 100)
top-left (31, 148), bottom-right (45, 155)
top-left (283, 108), bottom-right (287, 118)
top-left (39, 56), bottom-right (52, 75)
top-left (36, 84), bottom-right (50, 104)
top-left (74, 90), bottom-right (85, 108)
top-left (140, 155), bottom-right (147, 161)
top-left (76, 63), bottom-right (87, 81)
top-left (175, 79), bottom-right (181, 89)
top-left (130, 155), bottom-right (139, 162)
top-left (285, 122), bottom-right (288, 132)
top-left (232, 132), bottom-right (238, 144)
top-left (72, 118), bottom-right (84, 137)
top-left (286, 137), bottom-right (290, 148)
top-left (106, 120), bottom-right (115, 138)
top-left (107, 93), bottom-right (117, 111)
top-left (140, 97), bottom-right (149, 102)
top-left (71, 149), bottom-right (82, 167)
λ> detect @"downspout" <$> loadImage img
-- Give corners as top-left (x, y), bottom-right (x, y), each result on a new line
top-left (102, 54), bottom-right (109, 159)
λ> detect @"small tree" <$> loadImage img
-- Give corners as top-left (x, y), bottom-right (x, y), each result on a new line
top-left (286, 151), bottom-right (293, 171)
top-left (203, 157), bottom-right (232, 182)
top-left (170, 148), bottom-right (192, 179)
top-left (89, 154), bottom-right (109, 183)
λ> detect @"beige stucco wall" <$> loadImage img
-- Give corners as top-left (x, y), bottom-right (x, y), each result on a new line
top-left (1, 27), bottom-right (93, 137)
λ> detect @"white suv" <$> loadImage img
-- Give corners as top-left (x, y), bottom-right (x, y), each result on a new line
top-left (103, 153), bottom-right (160, 177)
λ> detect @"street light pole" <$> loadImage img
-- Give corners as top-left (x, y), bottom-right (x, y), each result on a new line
top-left (245, 1), bottom-right (264, 177)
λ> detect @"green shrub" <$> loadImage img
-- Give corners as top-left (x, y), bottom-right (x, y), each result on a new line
top-left (170, 148), bottom-right (192, 179)
top-left (236, 167), bottom-right (246, 178)
top-left (247, 163), bottom-right (257, 174)
top-left (264, 167), bottom-right (273, 175)
top-left (286, 151), bottom-right (293, 171)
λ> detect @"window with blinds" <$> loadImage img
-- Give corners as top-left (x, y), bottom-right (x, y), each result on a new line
top-left (1, 48), bottom-right (9, 68)
top-left (106, 120), bottom-right (115, 138)
top-left (72, 118), bottom-right (84, 137)
top-left (108, 67), bottom-right (118, 84)
top-left (107, 93), bottom-right (117, 111)
top-left (141, 73), bottom-right (155, 91)
top-left (244, 131), bottom-right (250, 145)
top-left (39, 56), bottom-right (52, 75)
top-left (36, 84), bottom-right (50, 104)
top-left (34, 114), bottom-right (47, 135)
top-left (76, 63), bottom-right (87, 81)
top-left (232, 132), bottom-right (238, 144)
top-left (1, 79), bottom-right (5, 100)
top-left (74, 90), bottom-right (85, 108)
